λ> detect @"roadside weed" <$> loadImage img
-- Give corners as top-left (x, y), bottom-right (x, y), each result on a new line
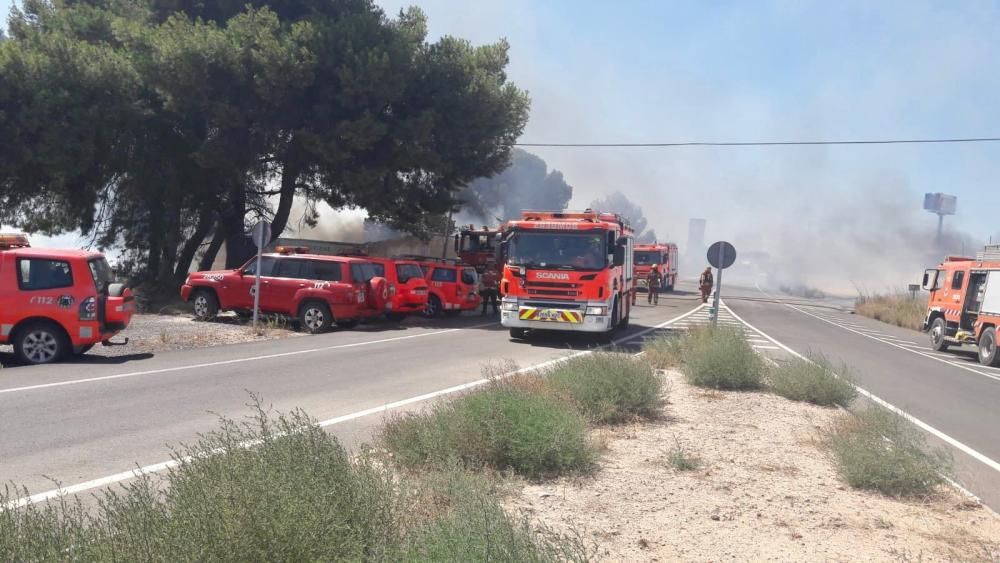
top-left (678, 326), bottom-right (766, 390)
top-left (544, 353), bottom-right (664, 424)
top-left (767, 354), bottom-right (858, 407)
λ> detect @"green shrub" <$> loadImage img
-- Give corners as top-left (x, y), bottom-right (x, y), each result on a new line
top-left (1, 407), bottom-right (587, 562)
top-left (544, 353), bottom-right (664, 424)
top-left (824, 406), bottom-right (952, 497)
top-left (400, 466), bottom-right (589, 562)
top-left (381, 380), bottom-right (595, 479)
top-left (767, 355), bottom-right (858, 407)
top-left (679, 326), bottom-right (766, 390)
top-left (643, 335), bottom-right (686, 369)
top-left (666, 444), bottom-right (701, 472)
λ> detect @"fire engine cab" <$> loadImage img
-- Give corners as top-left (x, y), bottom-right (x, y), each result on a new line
top-left (455, 225), bottom-right (503, 276)
top-left (922, 245), bottom-right (1000, 366)
top-left (633, 242), bottom-right (679, 293)
top-left (0, 233), bottom-right (135, 364)
top-left (499, 209), bottom-right (634, 339)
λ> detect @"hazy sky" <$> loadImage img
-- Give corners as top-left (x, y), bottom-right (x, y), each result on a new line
top-left (3, 0), bottom-right (999, 287)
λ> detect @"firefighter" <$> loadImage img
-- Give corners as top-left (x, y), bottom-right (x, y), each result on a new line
top-left (479, 262), bottom-right (499, 316)
top-left (699, 266), bottom-right (714, 303)
top-left (647, 264), bottom-right (663, 305)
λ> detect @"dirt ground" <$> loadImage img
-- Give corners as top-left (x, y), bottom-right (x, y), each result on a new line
top-left (510, 370), bottom-right (1000, 562)
top-left (91, 313), bottom-right (300, 356)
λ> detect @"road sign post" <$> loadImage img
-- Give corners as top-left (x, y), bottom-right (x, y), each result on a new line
top-left (251, 220), bottom-right (272, 332)
top-left (706, 241), bottom-right (737, 327)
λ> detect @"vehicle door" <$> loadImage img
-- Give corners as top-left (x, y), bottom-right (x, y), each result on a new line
top-left (265, 258), bottom-right (311, 313)
top-left (460, 267), bottom-right (479, 303)
top-left (308, 260), bottom-right (354, 312)
top-left (395, 262), bottom-right (428, 306)
top-left (236, 256), bottom-right (276, 309)
top-left (429, 266), bottom-right (457, 304)
top-left (13, 256), bottom-right (81, 331)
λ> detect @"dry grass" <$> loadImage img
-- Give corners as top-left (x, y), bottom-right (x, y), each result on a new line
top-left (855, 293), bottom-right (925, 331)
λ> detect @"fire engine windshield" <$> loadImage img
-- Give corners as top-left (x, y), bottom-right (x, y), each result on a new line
top-left (634, 251), bottom-right (662, 266)
top-left (508, 231), bottom-right (607, 270)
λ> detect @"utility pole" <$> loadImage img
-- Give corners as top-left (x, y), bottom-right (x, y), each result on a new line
top-left (441, 210), bottom-right (453, 258)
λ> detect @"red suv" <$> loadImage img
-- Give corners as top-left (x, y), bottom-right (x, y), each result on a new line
top-left (364, 257), bottom-right (430, 321)
top-left (180, 250), bottom-right (389, 333)
top-left (0, 234), bottom-right (135, 364)
top-left (413, 259), bottom-right (480, 318)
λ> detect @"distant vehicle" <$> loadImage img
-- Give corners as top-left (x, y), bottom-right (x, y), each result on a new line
top-left (921, 245), bottom-right (1000, 366)
top-left (455, 224), bottom-right (503, 275)
top-left (0, 233), bottom-right (135, 364)
top-left (363, 257), bottom-right (430, 321)
top-left (400, 256), bottom-right (481, 318)
top-left (180, 246), bottom-right (388, 333)
top-left (633, 242), bottom-right (679, 292)
top-left (499, 209), bottom-right (634, 339)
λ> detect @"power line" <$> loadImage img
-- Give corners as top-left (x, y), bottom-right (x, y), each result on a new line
top-left (514, 137), bottom-right (1000, 148)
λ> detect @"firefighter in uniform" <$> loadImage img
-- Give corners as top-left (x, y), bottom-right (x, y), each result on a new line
top-left (699, 267), bottom-right (714, 303)
top-left (647, 264), bottom-right (663, 305)
top-left (479, 262), bottom-right (499, 316)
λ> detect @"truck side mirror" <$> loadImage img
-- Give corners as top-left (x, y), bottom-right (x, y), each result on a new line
top-left (613, 245), bottom-right (626, 267)
top-left (921, 269), bottom-right (940, 291)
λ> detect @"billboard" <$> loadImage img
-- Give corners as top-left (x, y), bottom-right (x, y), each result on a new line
top-left (923, 193), bottom-right (957, 215)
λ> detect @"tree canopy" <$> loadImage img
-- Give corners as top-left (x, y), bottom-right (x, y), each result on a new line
top-left (459, 148), bottom-right (572, 223)
top-left (0, 0), bottom-right (529, 287)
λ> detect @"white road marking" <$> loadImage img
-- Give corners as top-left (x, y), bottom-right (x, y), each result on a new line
top-left (0, 322), bottom-right (497, 395)
top-left (788, 305), bottom-right (1000, 384)
top-left (725, 305), bottom-right (1000, 476)
top-left (8, 304), bottom-right (708, 509)
top-left (752, 345), bottom-right (781, 350)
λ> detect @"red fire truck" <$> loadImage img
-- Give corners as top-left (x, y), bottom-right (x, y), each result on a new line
top-left (921, 245), bottom-right (1000, 366)
top-left (455, 225), bottom-right (503, 276)
top-left (633, 242), bottom-right (679, 293)
top-left (499, 209), bottom-right (634, 339)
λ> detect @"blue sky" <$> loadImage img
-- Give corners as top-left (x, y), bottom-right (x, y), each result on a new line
top-left (3, 0), bottom-right (999, 287)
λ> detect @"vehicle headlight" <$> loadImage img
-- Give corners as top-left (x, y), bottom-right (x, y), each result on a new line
top-left (502, 301), bottom-right (519, 311)
top-left (586, 306), bottom-right (608, 316)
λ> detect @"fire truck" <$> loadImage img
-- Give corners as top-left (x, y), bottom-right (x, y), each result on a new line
top-left (633, 242), bottom-right (679, 293)
top-left (499, 209), bottom-right (634, 339)
top-left (455, 225), bottom-right (503, 275)
top-left (921, 244), bottom-right (1000, 366)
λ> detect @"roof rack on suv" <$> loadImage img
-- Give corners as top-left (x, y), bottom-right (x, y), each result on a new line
top-left (395, 254), bottom-right (461, 265)
top-left (0, 233), bottom-right (30, 250)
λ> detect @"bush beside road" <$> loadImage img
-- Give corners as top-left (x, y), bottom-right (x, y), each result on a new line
top-left (855, 293), bottom-right (926, 331)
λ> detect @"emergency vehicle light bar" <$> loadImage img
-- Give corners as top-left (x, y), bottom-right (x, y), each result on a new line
top-left (275, 245), bottom-right (310, 255)
top-left (0, 233), bottom-right (30, 250)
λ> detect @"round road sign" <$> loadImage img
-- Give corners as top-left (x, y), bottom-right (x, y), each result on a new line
top-left (707, 241), bottom-right (737, 269)
top-left (251, 220), bottom-right (272, 248)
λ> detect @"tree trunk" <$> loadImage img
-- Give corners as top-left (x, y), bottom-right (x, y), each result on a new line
top-left (199, 222), bottom-right (226, 271)
top-left (269, 151), bottom-right (300, 243)
top-left (223, 180), bottom-right (252, 268)
top-left (174, 207), bottom-right (215, 283)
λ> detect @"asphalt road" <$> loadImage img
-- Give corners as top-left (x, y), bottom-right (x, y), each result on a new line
top-left (0, 290), bottom-right (702, 498)
top-left (724, 283), bottom-right (1000, 511)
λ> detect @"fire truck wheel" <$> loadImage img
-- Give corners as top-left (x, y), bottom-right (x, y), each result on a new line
top-left (298, 301), bottom-right (333, 333)
top-left (424, 295), bottom-right (443, 318)
top-left (929, 317), bottom-right (949, 352)
top-left (509, 328), bottom-right (527, 339)
top-left (979, 327), bottom-right (1000, 367)
top-left (14, 321), bottom-right (69, 365)
top-left (191, 289), bottom-right (219, 320)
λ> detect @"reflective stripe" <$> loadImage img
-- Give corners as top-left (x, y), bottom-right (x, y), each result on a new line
top-left (0, 324), bottom-right (12, 337)
top-left (79, 326), bottom-right (93, 339)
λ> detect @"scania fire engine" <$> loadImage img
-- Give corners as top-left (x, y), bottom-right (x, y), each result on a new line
top-left (499, 209), bottom-right (634, 339)
top-left (921, 244), bottom-right (1000, 366)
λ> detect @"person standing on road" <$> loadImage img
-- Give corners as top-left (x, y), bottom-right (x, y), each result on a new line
top-left (699, 267), bottom-right (714, 303)
top-left (479, 263), bottom-right (499, 315)
top-left (647, 264), bottom-right (663, 305)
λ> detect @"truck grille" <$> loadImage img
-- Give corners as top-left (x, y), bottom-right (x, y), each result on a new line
top-left (523, 300), bottom-right (583, 310)
top-left (525, 281), bottom-right (581, 297)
